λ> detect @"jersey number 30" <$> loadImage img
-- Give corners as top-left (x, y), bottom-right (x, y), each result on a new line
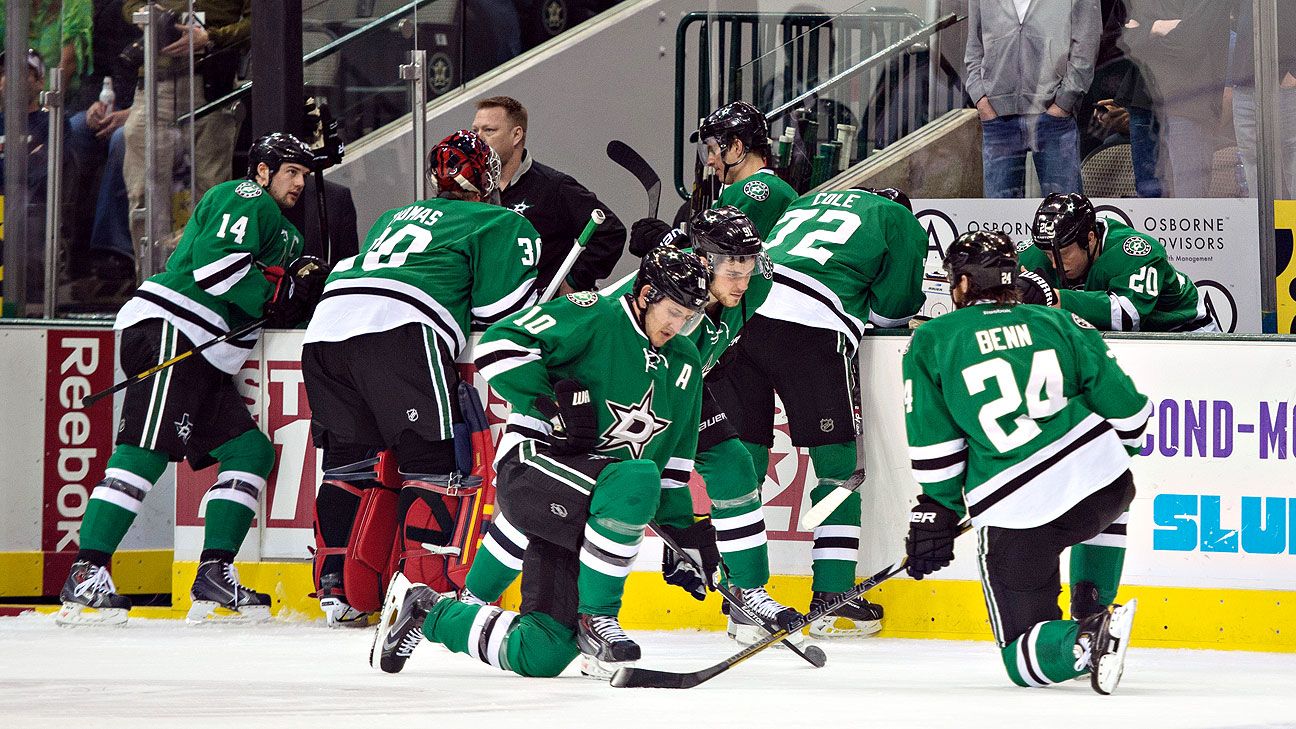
top-left (961, 350), bottom-right (1068, 452)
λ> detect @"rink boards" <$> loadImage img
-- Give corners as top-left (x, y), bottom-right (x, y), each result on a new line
top-left (1, 322), bottom-right (1294, 651)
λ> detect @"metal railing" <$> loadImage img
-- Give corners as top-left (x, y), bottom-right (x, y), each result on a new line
top-left (674, 9), bottom-right (965, 198)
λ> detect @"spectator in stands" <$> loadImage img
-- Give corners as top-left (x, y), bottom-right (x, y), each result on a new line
top-left (1078, 0), bottom-right (1162, 197)
top-left (1231, 0), bottom-right (1296, 198)
top-left (964, 0), bottom-right (1101, 198)
top-left (0, 0), bottom-right (93, 93)
top-left (65, 0), bottom-right (142, 304)
top-left (1121, 1), bottom-right (1232, 197)
top-left (121, 0), bottom-right (249, 253)
top-left (0, 49), bottom-right (66, 305)
top-left (470, 95), bottom-right (626, 295)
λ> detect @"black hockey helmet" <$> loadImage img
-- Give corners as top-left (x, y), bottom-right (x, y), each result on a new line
top-left (690, 206), bottom-right (772, 280)
top-left (247, 132), bottom-right (315, 180)
top-left (1032, 192), bottom-right (1095, 252)
top-left (692, 101), bottom-right (772, 156)
top-left (944, 230), bottom-right (1017, 303)
top-left (634, 246), bottom-right (711, 311)
top-left (427, 130), bottom-right (502, 199)
top-left (854, 186), bottom-right (912, 212)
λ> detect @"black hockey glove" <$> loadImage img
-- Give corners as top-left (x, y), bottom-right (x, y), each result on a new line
top-left (264, 256), bottom-right (330, 327)
top-left (658, 519), bottom-right (722, 601)
top-left (628, 217), bottom-right (678, 257)
top-left (1015, 269), bottom-right (1058, 307)
top-left (303, 98), bottom-right (345, 171)
top-left (905, 495), bottom-right (959, 580)
top-left (534, 379), bottom-right (599, 456)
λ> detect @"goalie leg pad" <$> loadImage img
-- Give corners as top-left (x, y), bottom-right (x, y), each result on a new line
top-left (313, 455), bottom-right (381, 598)
top-left (393, 475), bottom-right (479, 594)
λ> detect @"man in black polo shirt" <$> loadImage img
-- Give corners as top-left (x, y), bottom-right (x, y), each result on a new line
top-left (471, 95), bottom-right (626, 295)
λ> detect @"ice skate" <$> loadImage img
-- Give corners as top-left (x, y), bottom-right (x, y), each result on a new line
top-left (576, 613), bottom-right (640, 679)
top-left (186, 560), bottom-right (271, 624)
top-left (318, 573), bottom-right (371, 628)
top-left (1076, 599), bottom-right (1138, 695)
top-left (726, 586), bottom-right (806, 646)
top-left (808, 591), bottom-right (883, 638)
top-left (370, 572), bottom-right (445, 673)
top-left (56, 560), bottom-right (131, 627)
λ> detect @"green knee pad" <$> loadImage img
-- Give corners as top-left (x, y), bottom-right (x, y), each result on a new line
top-left (696, 438), bottom-right (760, 507)
top-left (105, 444), bottom-right (169, 484)
top-left (740, 440), bottom-right (770, 486)
top-left (423, 600), bottom-right (578, 678)
top-left (209, 429), bottom-right (276, 479)
top-left (655, 485), bottom-right (695, 531)
top-left (506, 612), bottom-right (581, 678)
top-left (590, 459), bottom-right (660, 531)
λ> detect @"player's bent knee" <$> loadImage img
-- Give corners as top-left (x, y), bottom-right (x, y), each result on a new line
top-left (699, 438), bottom-right (757, 501)
top-left (212, 428), bottom-right (277, 479)
top-left (594, 459), bottom-right (661, 523)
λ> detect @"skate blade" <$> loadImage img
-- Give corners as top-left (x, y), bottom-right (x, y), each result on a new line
top-left (185, 601), bottom-right (270, 625)
top-left (1093, 599), bottom-right (1138, 695)
top-left (55, 603), bottom-right (128, 627)
top-left (808, 615), bottom-right (881, 638)
top-left (579, 654), bottom-right (635, 681)
top-left (371, 573), bottom-right (414, 670)
top-left (727, 619), bottom-right (807, 648)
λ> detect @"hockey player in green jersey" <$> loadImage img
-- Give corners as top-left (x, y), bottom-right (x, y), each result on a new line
top-left (466, 206), bottom-right (802, 644)
top-left (1017, 192), bottom-right (1218, 332)
top-left (627, 101), bottom-right (796, 255)
top-left (58, 133), bottom-right (324, 626)
top-left (902, 230), bottom-right (1151, 695)
top-left (302, 130), bottom-right (540, 626)
top-left (708, 186), bottom-right (928, 638)
top-left (369, 246), bottom-right (711, 679)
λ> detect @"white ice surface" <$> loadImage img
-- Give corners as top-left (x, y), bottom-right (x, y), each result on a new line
top-left (1, 613), bottom-right (1294, 729)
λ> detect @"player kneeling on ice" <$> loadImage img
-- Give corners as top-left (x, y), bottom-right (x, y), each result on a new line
top-left (58, 133), bottom-right (327, 626)
top-left (371, 247), bottom-right (711, 679)
top-left (302, 130), bottom-right (539, 628)
top-left (902, 230), bottom-right (1151, 695)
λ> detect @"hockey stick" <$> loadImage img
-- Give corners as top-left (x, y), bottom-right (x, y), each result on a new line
top-left (606, 140), bottom-right (660, 219)
top-left (540, 209), bottom-right (605, 302)
top-left (81, 317), bottom-right (268, 409)
top-left (611, 520), bottom-right (973, 689)
top-left (651, 522), bottom-right (827, 669)
top-left (799, 469), bottom-right (865, 531)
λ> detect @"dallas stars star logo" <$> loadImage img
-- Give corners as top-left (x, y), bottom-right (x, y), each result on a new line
top-left (174, 413), bottom-right (194, 444)
top-left (511, 201), bottom-right (531, 215)
top-left (600, 384), bottom-right (671, 459)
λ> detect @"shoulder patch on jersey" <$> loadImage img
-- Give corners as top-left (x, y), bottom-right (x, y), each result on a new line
top-left (743, 180), bottom-right (771, 201)
top-left (235, 180), bottom-right (264, 199)
top-left (1122, 235), bottom-right (1151, 257)
top-left (566, 291), bottom-right (600, 307)
top-left (1014, 239), bottom-right (1032, 253)
top-left (1070, 312), bottom-right (1096, 330)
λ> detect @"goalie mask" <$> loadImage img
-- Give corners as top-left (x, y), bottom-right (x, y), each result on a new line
top-left (427, 130), bottom-right (502, 202)
top-left (1032, 192), bottom-right (1096, 289)
top-left (944, 230), bottom-right (1017, 307)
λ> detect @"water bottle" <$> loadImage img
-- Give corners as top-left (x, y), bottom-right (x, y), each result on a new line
top-left (99, 77), bottom-right (115, 114)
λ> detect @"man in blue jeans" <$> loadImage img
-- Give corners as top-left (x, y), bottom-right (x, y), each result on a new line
top-left (67, 104), bottom-right (135, 301)
top-left (965, 0), bottom-right (1101, 198)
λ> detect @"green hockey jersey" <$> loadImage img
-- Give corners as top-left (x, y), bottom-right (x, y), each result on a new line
top-left (604, 250), bottom-right (772, 374)
top-left (475, 292), bottom-right (704, 489)
top-left (758, 189), bottom-right (927, 346)
top-left (303, 198), bottom-right (540, 357)
top-left (716, 169), bottom-right (798, 239)
top-left (1017, 218), bottom-right (1216, 332)
top-left (902, 303), bottom-right (1152, 529)
top-left (115, 178), bottom-right (303, 373)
